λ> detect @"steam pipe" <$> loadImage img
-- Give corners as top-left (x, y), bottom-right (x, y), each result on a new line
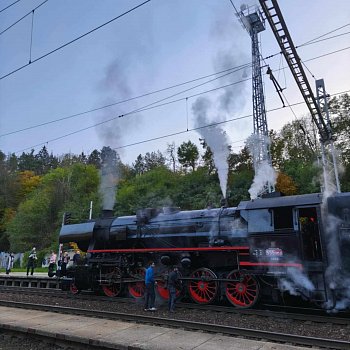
top-left (89, 201), bottom-right (93, 220)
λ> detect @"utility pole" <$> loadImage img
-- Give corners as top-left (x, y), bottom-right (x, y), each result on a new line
top-left (237, 5), bottom-right (274, 195)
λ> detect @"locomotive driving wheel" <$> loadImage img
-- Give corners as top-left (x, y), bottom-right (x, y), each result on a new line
top-left (128, 267), bottom-right (146, 298)
top-left (188, 268), bottom-right (218, 304)
top-left (225, 270), bottom-right (259, 308)
top-left (70, 281), bottom-right (80, 295)
top-left (157, 271), bottom-right (182, 300)
top-left (101, 266), bottom-right (122, 297)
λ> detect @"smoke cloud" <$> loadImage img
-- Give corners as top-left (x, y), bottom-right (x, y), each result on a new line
top-left (95, 59), bottom-right (143, 209)
top-left (100, 160), bottom-right (118, 210)
top-left (190, 16), bottom-right (249, 199)
top-left (246, 134), bottom-right (276, 199)
top-left (278, 267), bottom-right (315, 296)
top-left (322, 210), bottom-right (350, 310)
top-left (192, 97), bottom-right (231, 197)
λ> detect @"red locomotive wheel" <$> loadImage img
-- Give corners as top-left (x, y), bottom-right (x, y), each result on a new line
top-left (225, 270), bottom-right (259, 308)
top-left (70, 282), bottom-right (80, 295)
top-left (157, 273), bottom-right (182, 300)
top-left (156, 280), bottom-right (169, 299)
top-left (128, 268), bottom-right (146, 298)
top-left (101, 267), bottom-right (122, 297)
top-left (188, 268), bottom-right (218, 304)
top-left (102, 284), bottom-right (121, 297)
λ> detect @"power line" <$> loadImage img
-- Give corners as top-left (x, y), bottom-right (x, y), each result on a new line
top-left (13, 89), bottom-right (350, 155)
top-left (3, 38), bottom-right (349, 138)
top-left (3, 42), bottom-right (349, 140)
top-left (0, 0), bottom-right (152, 81)
top-left (13, 75), bottom-right (252, 153)
top-left (0, 0), bottom-right (48, 36)
top-left (297, 31), bottom-right (350, 48)
top-left (1, 63), bottom-right (251, 137)
top-left (297, 23), bottom-right (350, 47)
top-left (0, 0), bottom-right (21, 14)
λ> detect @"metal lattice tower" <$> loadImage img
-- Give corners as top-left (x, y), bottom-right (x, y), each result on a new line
top-left (238, 6), bottom-right (273, 194)
top-left (316, 79), bottom-right (341, 194)
top-left (259, 0), bottom-right (340, 194)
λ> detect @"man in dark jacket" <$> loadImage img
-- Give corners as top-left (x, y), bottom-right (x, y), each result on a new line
top-left (27, 247), bottom-right (37, 276)
top-left (72, 250), bottom-right (81, 265)
top-left (167, 266), bottom-right (180, 312)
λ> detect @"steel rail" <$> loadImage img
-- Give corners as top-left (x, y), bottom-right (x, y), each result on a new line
top-left (1, 285), bottom-right (349, 325)
top-left (0, 300), bottom-right (349, 349)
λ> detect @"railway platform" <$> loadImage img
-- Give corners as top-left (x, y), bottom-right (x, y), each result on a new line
top-left (0, 271), bottom-right (60, 289)
top-left (0, 305), bottom-right (317, 350)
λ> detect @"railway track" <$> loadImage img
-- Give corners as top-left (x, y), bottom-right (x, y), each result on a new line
top-left (1, 285), bottom-right (349, 327)
top-left (0, 298), bottom-right (349, 349)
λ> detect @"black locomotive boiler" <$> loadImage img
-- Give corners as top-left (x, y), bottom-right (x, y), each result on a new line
top-left (59, 192), bottom-right (350, 309)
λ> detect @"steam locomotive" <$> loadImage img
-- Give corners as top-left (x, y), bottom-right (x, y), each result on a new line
top-left (59, 191), bottom-right (350, 309)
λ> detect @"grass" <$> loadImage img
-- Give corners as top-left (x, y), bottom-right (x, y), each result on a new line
top-left (1, 267), bottom-right (49, 273)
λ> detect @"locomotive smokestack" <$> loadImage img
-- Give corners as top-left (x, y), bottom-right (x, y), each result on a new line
top-left (220, 198), bottom-right (227, 208)
top-left (101, 209), bottom-right (114, 218)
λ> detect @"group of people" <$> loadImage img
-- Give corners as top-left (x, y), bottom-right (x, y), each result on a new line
top-left (1, 247), bottom-right (82, 276)
top-left (144, 262), bottom-right (181, 313)
top-left (27, 248), bottom-right (82, 277)
top-left (53, 249), bottom-right (81, 277)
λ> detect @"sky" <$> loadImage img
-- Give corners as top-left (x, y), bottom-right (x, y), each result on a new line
top-left (0, 0), bottom-right (349, 166)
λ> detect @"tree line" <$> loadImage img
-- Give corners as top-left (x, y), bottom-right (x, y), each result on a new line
top-left (0, 94), bottom-right (349, 254)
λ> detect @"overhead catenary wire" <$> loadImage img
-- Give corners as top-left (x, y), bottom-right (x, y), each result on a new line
top-left (0, 63), bottom-right (251, 137)
top-left (29, 9), bottom-right (35, 63)
top-left (13, 75), bottom-right (252, 153)
top-left (2, 3), bottom-right (349, 155)
top-left (0, 0), bottom-right (21, 14)
top-left (13, 89), bottom-right (350, 155)
top-left (0, 0), bottom-right (48, 36)
top-left (2, 41), bottom-right (349, 151)
top-left (0, 1), bottom-right (347, 82)
top-left (0, 0), bottom-right (152, 81)
top-left (2, 39), bottom-right (348, 139)
top-left (297, 23), bottom-right (350, 48)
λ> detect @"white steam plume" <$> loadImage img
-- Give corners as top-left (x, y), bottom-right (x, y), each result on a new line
top-left (95, 59), bottom-right (142, 209)
top-left (246, 134), bottom-right (276, 199)
top-left (278, 267), bottom-right (315, 296)
top-left (192, 97), bottom-right (230, 198)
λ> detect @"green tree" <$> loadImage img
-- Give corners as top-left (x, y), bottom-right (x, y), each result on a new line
top-left (35, 146), bottom-right (51, 175)
top-left (227, 169), bottom-right (253, 205)
top-left (166, 142), bottom-right (177, 172)
top-left (199, 138), bottom-right (215, 174)
top-left (177, 141), bottom-right (199, 172)
top-left (7, 163), bottom-right (100, 251)
top-left (115, 166), bottom-right (178, 215)
top-left (144, 151), bottom-right (166, 171)
top-left (133, 154), bottom-right (145, 175)
top-left (87, 149), bottom-right (101, 169)
top-left (18, 150), bottom-right (37, 173)
top-left (329, 93), bottom-right (350, 190)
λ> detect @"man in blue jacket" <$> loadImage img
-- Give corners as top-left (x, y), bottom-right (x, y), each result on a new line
top-left (144, 261), bottom-right (157, 311)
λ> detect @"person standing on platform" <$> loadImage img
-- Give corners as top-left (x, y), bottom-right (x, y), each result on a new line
top-left (72, 250), bottom-right (81, 265)
top-left (26, 247), bottom-right (37, 276)
top-left (6, 253), bottom-right (14, 275)
top-left (167, 266), bottom-right (180, 312)
top-left (60, 251), bottom-right (70, 276)
top-left (144, 261), bottom-right (157, 311)
top-left (48, 251), bottom-right (57, 277)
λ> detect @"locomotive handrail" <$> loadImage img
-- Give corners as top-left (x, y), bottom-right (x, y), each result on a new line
top-left (87, 246), bottom-right (250, 253)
